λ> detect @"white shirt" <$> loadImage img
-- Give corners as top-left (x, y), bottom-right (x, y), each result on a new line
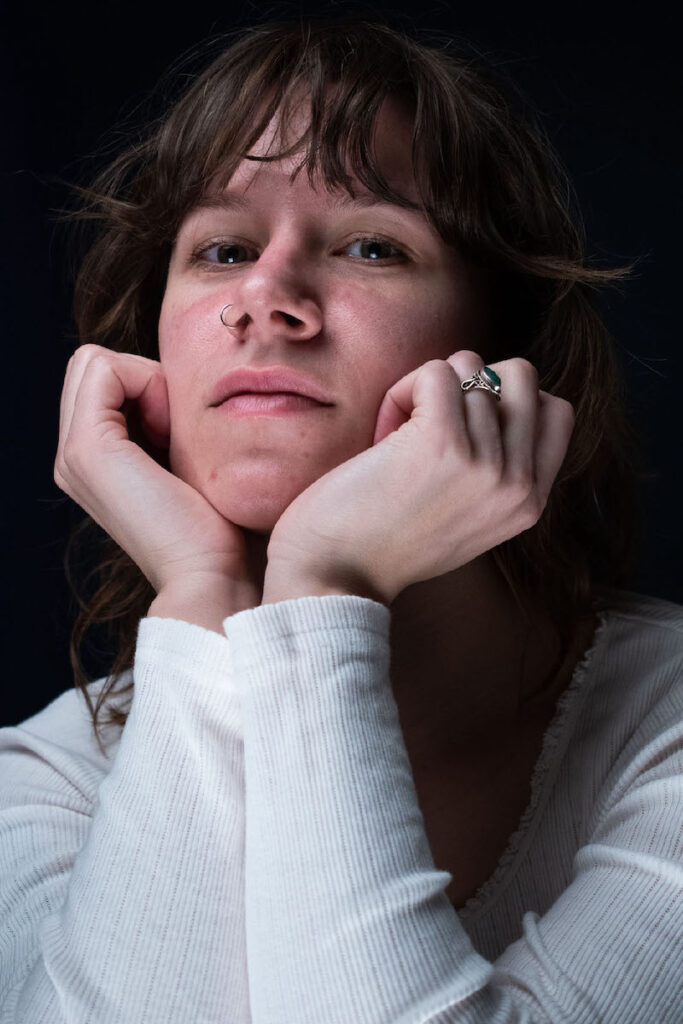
top-left (1, 587), bottom-right (681, 1022)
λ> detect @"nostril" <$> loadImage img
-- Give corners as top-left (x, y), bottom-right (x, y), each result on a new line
top-left (281, 312), bottom-right (303, 327)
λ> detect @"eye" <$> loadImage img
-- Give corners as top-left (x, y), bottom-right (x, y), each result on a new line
top-left (345, 237), bottom-right (405, 261)
top-left (190, 240), bottom-right (255, 267)
top-left (188, 234), bottom-right (406, 270)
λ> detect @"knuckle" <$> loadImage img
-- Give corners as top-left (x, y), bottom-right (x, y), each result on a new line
top-left (519, 491), bottom-right (546, 527)
top-left (514, 356), bottom-right (538, 375)
top-left (557, 396), bottom-right (576, 424)
top-left (87, 350), bottom-right (111, 370)
top-left (449, 350), bottom-right (484, 373)
top-left (74, 342), bottom-right (101, 360)
top-left (61, 437), bottom-right (84, 475)
top-left (423, 358), bottom-right (443, 373)
top-left (426, 358), bottom-right (453, 376)
top-left (508, 467), bottom-right (535, 500)
top-left (78, 345), bottom-right (113, 376)
top-left (503, 470), bottom-right (545, 528)
top-left (479, 459), bottom-right (504, 490)
top-left (53, 458), bottom-right (70, 493)
top-left (505, 357), bottom-right (538, 387)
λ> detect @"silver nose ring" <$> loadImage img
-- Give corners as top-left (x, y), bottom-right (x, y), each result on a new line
top-left (220, 304), bottom-right (243, 330)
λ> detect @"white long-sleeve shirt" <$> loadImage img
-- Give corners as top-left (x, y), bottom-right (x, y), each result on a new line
top-left (1, 587), bottom-right (681, 1022)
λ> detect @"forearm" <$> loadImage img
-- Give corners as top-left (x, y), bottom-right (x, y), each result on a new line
top-left (1, 617), bottom-right (250, 1023)
top-left (224, 595), bottom-right (491, 1024)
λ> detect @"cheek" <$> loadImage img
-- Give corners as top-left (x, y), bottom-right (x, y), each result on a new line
top-left (416, 281), bottom-right (474, 354)
top-left (357, 306), bottom-right (459, 394)
top-left (158, 288), bottom-right (226, 413)
top-left (335, 288), bottom-right (427, 390)
top-left (366, 273), bottom-right (472, 371)
top-left (158, 286), bottom-right (225, 363)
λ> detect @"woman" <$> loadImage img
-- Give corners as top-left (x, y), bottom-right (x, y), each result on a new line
top-left (1, 17), bottom-right (681, 1023)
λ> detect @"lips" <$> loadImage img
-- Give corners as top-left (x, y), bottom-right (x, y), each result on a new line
top-left (210, 366), bottom-right (333, 407)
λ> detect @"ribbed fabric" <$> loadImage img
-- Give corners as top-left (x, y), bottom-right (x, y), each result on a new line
top-left (1, 588), bottom-right (681, 1022)
top-left (0, 619), bottom-right (250, 1023)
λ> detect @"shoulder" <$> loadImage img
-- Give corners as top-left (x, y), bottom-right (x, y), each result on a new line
top-left (558, 587), bottom-right (683, 804)
top-left (0, 675), bottom-right (130, 809)
top-left (589, 586), bottom-right (683, 709)
top-left (575, 588), bottom-right (683, 816)
top-left (597, 585), bottom-right (683, 637)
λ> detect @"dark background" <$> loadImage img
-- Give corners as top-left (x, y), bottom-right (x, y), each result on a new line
top-left (2, 2), bottom-right (681, 727)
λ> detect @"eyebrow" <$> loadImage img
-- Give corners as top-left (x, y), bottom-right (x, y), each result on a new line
top-left (188, 190), bottom-right (421, 217)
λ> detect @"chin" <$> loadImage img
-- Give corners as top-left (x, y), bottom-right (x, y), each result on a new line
top-left (199, 460), bottom-right (325, 536)
top-left (216, 494), bottom-right (290, 535)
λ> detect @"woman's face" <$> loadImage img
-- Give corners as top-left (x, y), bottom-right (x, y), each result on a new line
top-left (159, 97), bottom-right (488, 534)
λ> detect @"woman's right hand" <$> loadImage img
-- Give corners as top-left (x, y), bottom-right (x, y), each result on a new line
top-left (54, 345), bottom-right (263, 608)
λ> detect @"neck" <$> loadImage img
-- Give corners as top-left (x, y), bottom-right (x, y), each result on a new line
top-left (387, 554), bottom-right (583, 770)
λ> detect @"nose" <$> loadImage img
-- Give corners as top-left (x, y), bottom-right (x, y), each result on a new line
top-left (224, 247), bottom-right (323, 343)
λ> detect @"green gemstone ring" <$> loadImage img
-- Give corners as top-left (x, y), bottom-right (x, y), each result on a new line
top-left (460, 365), bottom-right (502, 401)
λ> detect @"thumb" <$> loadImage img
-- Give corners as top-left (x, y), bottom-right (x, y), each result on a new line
top-left (372, 388), bottom-right (412, 445)
top-left (372, 362), bottom-right (429, 444)
top-left (137, 371), bottom-right (171, 449)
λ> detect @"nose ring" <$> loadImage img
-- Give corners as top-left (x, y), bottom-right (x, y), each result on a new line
top-left (220, 304), bottom-right (244, 330)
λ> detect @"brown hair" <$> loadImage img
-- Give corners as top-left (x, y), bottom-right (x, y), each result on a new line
top-left (63, 16), bottom-right (644, 751)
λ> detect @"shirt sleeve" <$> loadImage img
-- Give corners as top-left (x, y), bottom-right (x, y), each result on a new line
top-left (224, 594), bottom-right (683, 1024)
top-left (0, 617), bottom-right (250, 1024)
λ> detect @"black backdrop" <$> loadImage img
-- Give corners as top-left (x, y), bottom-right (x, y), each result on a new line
top-left (3, 1), bottom-right (681, 727)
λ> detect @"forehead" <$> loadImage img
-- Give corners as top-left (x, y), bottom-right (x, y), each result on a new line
top-left (218, 92), bottom-right (421, 206)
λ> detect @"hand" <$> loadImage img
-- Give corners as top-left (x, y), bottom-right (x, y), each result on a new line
top-left (54, 344), bottom-right (263, 603)
top-left (265, 351), bottom-right (575, 605)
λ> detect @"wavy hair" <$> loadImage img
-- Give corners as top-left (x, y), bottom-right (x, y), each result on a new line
top-left (62, 17), bottom-right (644, 752)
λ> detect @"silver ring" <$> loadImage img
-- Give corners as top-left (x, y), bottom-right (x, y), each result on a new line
top-left (460, 366), bottom-right (502, 402)
top-left (220, 304), bottom-right (243, 330)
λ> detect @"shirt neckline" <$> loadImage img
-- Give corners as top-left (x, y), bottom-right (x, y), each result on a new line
top-left (455, 602), bottom-right (613, 922)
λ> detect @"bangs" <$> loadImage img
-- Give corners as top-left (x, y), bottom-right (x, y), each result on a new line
top-left (209, 86), bottom-right (424, 213)
top-left (153, 20), bottom-right (443, 237)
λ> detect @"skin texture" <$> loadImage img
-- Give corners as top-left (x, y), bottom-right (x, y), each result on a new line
top-left (159, 97), bottom-right (489, 534)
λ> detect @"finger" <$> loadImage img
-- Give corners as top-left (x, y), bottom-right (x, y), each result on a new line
top-left (58, 346), bottom-right (163, 449)
top-left (135, 372), bottom-right (171, 449)
top-left (533, 392), bottom-right (576, 503)
top-left (59, 344), bottom-right (125, 442)
top-left (373, 359), bottom-right (470, 453)
top-left (447, 351), bottom-right (502, 463)
top-left (68, 352), bottom-right (167, 452)
top-left (497, 359), bottom-right (540, 488)
top-left (58, 348), bottom-right (95, 454)
top-left (372, 381), bottom-right (412, 445)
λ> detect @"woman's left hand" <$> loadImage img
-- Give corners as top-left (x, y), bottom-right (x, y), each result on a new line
top-left (264, 351), bottom-right (575, 606)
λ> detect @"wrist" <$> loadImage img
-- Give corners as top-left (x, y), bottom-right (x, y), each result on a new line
top-left (261, 562), bottom-right (389, 607)
top-left (148, 574), bottom-right (261, 634)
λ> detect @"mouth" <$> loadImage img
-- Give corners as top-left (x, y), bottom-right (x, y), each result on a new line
top-left (209, 366), bottom-right (334, 408)
top-left (216, 391), bottom-right (332, 416)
